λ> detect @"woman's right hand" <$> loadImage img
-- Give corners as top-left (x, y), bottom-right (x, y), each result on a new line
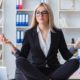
top-left (0, 34), bottom-right (11, 44)
top-left (0, 34), bottom-right (17, 54)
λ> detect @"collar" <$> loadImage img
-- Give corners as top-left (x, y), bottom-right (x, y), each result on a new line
top-left (37, 26), bottom-right (51, 33)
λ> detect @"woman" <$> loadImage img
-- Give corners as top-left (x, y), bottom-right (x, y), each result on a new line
top-left (0, 3), bottom-right (80, 80)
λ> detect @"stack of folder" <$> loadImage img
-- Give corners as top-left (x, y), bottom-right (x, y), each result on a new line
top-left (16, 30), bottom-right (24, 43)
top-left (16, 0), bottom-right (23, 9)
top-left (16, 13), bottom-right (29, 26)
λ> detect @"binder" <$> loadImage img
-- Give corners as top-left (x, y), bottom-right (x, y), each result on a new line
top-left (21, 13), bottom-right (25, 26)
top-left (16, 14), bottom-right (19, 26)
top-left (16, 13), bottom-right (29, 26)
top-left (25, 14), bottom-right (29, 26)
top-left (16, 30), bottom-right (21, 43)
top-left (21, 30), bottom-right (24, 43)
top-left (19, 0), bottom-right (23, 9)
top-left (16, 0), bottom-right (19, 9)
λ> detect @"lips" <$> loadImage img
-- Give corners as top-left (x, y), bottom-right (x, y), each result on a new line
top-left (39, 18), bottom-right (44, 20)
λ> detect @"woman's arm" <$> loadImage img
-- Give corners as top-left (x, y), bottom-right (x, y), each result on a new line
top-left (58, 30), bottom-right (73, 60)
top-left (59, 30), bottom-right (80, 60)
top-left (0, 31), bottom-right (30, 58)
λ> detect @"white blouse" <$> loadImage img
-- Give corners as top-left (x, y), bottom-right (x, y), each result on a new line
top-left (37, 26), bottom-right (51, 57)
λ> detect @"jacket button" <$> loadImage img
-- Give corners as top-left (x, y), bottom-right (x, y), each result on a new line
top-left (45, 60), bottom-right (48, 68)
top-left (46, 64), bottom-right (48, 68)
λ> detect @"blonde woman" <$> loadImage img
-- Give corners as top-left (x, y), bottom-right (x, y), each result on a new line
top-left (0, 3), bottom-right (80, 80)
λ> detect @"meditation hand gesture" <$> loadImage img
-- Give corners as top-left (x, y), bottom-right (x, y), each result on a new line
top-left (0, 34), bottom-right (11, 44)
top-left (74, 39), bottom-right (80, 49)
top-left (0, 34), bottom-right (17, 54)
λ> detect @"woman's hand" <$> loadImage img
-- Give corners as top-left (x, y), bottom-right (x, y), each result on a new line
top-left (0, 34), bottom-right (17, 54)
top-left (74, 39), bottom-right (80, 49)
top-left (0, 34), bottom-right (12, 44)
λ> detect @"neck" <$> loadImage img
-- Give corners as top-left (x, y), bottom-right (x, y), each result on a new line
top-left (38, 24), bottom-right (49, 33)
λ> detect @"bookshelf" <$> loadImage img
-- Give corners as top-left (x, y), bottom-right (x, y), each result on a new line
top-left (0, 0), bottom-right (4, 66)
top-left (16, 0), bottom-right (48, 48)
top-left (58, 0), bottom-right (80, 45)
top-left (57, 0), bottom-right (80, 64)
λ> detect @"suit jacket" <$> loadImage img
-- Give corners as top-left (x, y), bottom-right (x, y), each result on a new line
top-left (16, 27), bottom-right (73, 69)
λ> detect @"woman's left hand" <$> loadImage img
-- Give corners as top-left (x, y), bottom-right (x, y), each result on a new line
top-left (74, 39), bottom-right (80, 49)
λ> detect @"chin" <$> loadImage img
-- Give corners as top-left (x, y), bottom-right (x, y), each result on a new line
top-left (39, 21), bottom-right (45, 24)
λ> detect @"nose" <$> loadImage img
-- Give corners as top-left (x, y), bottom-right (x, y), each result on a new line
top-left (39, 13), bottom-right (44, 17)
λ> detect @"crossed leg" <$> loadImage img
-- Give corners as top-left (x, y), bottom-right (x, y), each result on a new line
top-left (16, 57), bottom-right (79, 80)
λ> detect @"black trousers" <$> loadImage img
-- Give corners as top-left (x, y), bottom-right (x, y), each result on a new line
top-left (16, 57), bottom-right (79, 80)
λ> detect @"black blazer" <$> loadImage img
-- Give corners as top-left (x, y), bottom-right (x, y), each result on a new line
top-left (17, 27), bottom-right (73, 69)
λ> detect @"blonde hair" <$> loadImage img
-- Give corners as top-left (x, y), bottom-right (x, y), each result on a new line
top-left (31, 3), bottom-right (56, 31)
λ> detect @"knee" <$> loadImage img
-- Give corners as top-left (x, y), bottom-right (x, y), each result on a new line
top-left (70, 59), bottom-right (79, 69)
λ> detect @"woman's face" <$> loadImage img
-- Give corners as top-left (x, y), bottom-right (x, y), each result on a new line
top-left (35, 6), bottom-right (49, 25)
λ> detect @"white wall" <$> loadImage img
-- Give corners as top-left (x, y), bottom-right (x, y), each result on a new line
top-left (4, 0), bottom-right (16, 79)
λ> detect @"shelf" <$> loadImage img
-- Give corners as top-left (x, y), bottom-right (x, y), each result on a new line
top-left (67, 43), bottom-right (74, 46)
top-left (16, 26), bottom-right (31, 29)
top-left (16, 9), bottom-right (33, 12)
top-left (59, 27), bottom-right (80, 29)
top-left (16, 26), bottom-right (31, 28)
top-left (59, 10), bottom-right (80, 12)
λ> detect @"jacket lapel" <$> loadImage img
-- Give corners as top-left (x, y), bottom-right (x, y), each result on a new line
top-left (47, 32), bottom-right (57, 57)
top-left (33, 28), bottom-right (46, 57)
top-left (33, 27), bottom-right (57, 58)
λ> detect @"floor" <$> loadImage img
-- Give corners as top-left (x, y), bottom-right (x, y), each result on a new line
top-left (69, 68), bottom-right (80, 79)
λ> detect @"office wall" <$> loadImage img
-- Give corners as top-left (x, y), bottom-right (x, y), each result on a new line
top-left (4, 0), bottom-right (16, 79)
